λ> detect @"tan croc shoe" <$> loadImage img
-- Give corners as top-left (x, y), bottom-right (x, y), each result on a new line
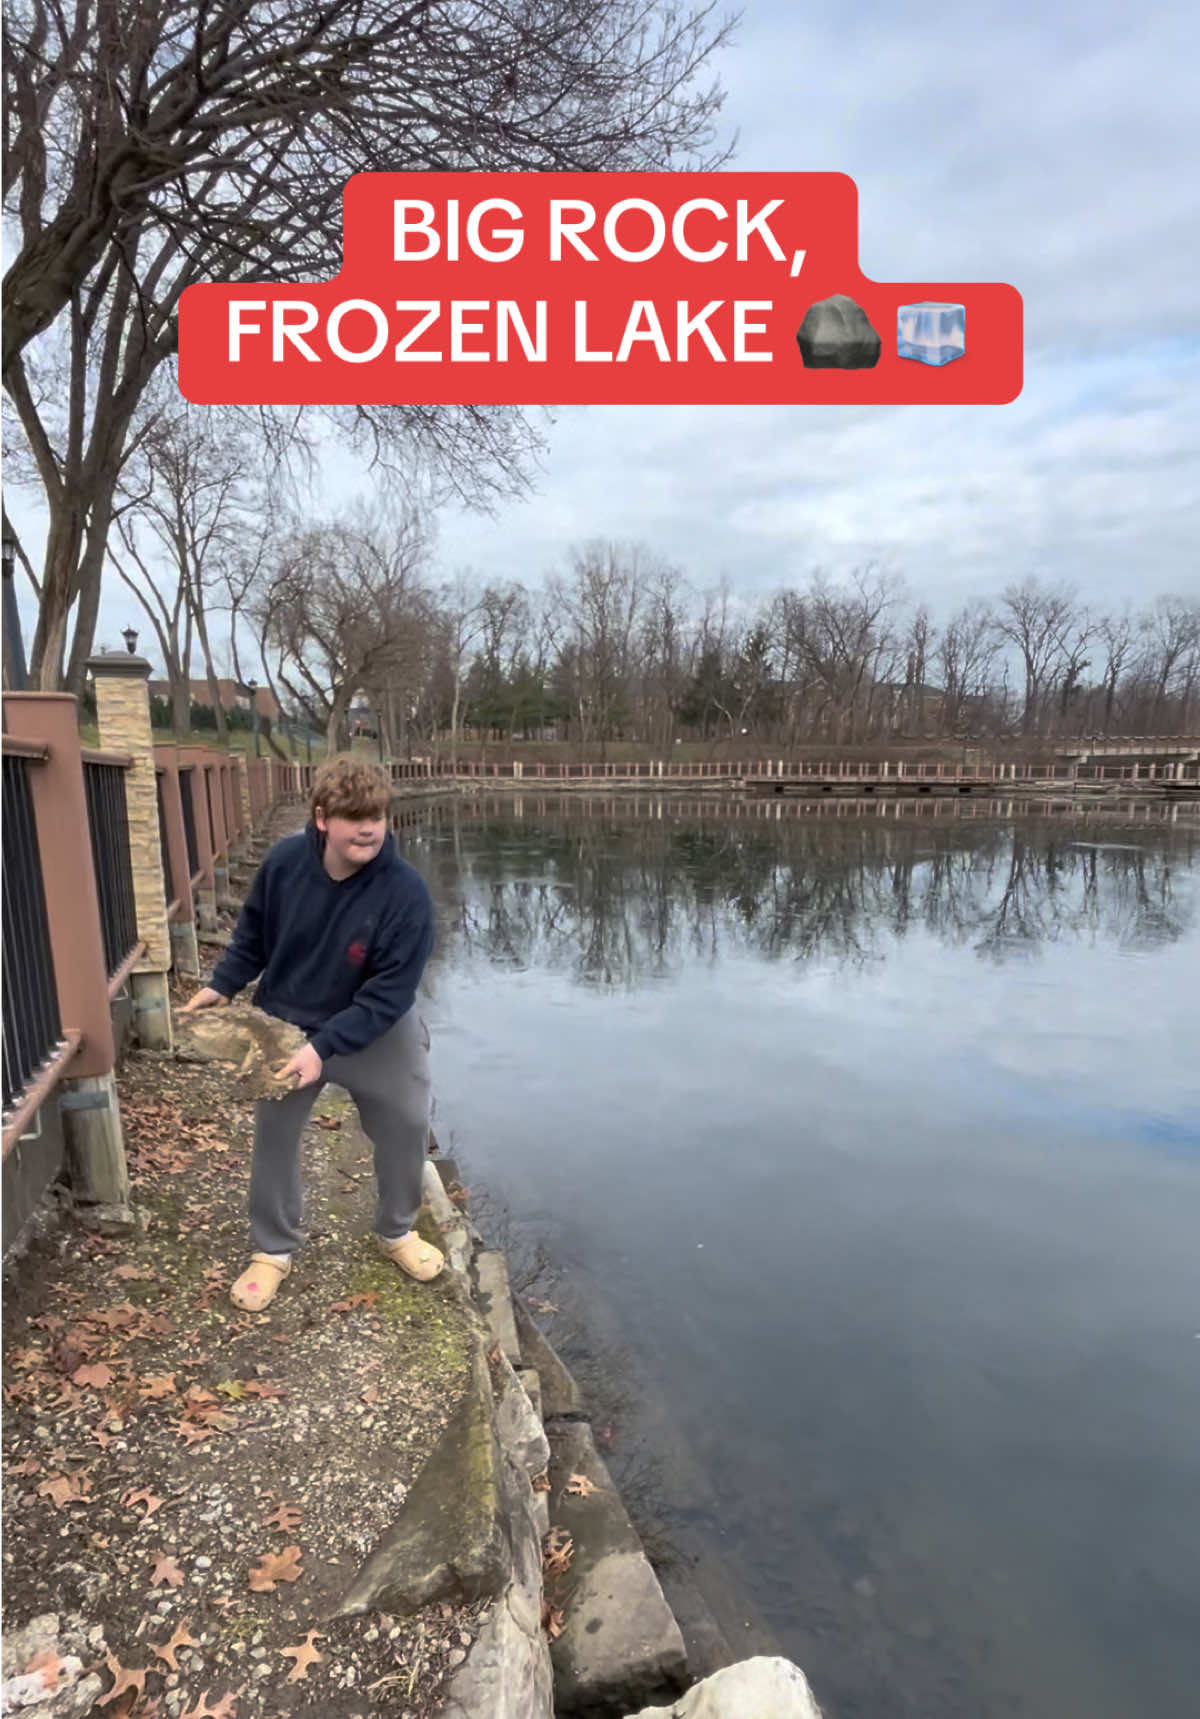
top-left (230, 1253), bottom-right (291, 1311)
top-left (378, 1231), bottom-right (444, 1282)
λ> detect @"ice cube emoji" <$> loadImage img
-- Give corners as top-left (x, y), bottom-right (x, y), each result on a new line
top-left (897, 301), bottom-right (965, 366)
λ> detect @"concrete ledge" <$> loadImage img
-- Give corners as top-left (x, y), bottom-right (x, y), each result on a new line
top-left (336, 1349), bottom-right (511, 1618)
top-left (475, 1250), bottom-right (522, 1365)
top-left (547, 1421), bottom-right (687, 1717)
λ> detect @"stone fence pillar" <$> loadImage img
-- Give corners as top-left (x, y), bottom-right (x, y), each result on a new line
top-left (88, 653), bottom-right (173, 1052)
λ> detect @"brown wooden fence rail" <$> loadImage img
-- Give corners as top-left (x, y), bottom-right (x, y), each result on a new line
top-left (386, 754), bottom-right (1200, 789)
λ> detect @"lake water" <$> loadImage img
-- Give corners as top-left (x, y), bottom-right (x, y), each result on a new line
top-left (398, 792), bottom-right (1200, 1719)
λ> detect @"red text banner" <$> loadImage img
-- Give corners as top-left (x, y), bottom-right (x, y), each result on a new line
top-left (178, 173), bottom-right (1022, 406)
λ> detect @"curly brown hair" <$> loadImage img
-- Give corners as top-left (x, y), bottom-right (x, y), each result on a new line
top-left (309, 755), bottom-right (391, 821)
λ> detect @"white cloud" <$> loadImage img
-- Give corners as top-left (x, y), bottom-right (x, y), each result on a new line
top-left (9, 0), bottom-right (1200, 670)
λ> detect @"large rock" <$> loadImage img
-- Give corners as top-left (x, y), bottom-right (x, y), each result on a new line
top-left (437, 1440), bottom-right (554, 1719)
top-left (336, 1349), bottom-right (510, 1616)
top-left (495, 1350), bottom-right (551, 1479)
top-left (547, 1422), bottom-right (687, 1716)
top-left (172, 1002), bottom-right (308, 1100)
top-left (795, 294), bottom-right (881, 369)
top-left (623, 1656), bottom-right (823, 1718)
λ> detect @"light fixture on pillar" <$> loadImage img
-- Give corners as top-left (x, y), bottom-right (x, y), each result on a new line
top-left (247, 678), bottom-right (261, 757)
top-left (122, 625), bottom-right (139, 654)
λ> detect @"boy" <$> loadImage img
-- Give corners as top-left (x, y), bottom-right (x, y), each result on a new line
top-left (183, 756), bottom-right (443, 1311)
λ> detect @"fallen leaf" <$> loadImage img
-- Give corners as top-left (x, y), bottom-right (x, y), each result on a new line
top-left (526, 1297), bottom-right (558, 1314)
top-left (215, 1380), bottom-right (247, 1400)
top-left (241, 1380), bottom-right (283, 1399)
top-left (150, 1552), bottom-right (186, 1588)
top-left (97, 1653), bottom-right (146, 1708)
top-left (563, 1473), bottom-right (600, 1499)
top-left (172, 1416), bottom-right (214, 1443)
top-left (151, 1620), bottom-right (199, 1671)
top-left (113, 1264), bottom-right (154, 1282)
top-left (541, 1599), bottom-right (566, 1639)
top-left (531, 1471), bottom-right (551, 1493)
top-left (361, 1385), bottom-right (379, 1406)
top-left (248, 1545), bottom-right (303, 1591)
top-left (37, 1473), bottom-right (91, 1508)
top-left (72, 1362), bottom-right (115, 1389)
top-left (264, 1502), bottom-right (302, 1533)
top-left (180, 1691), bottom-right (236, 1719)
top-left (138, 1373), bottom-right (178, 1401)
top-left (12, 1455), bottom-right (41, 1475)
top-left (123, 1487), bottom-right (163, 1519)
top-left (542, 1526), bottom-right (574, 1578)
top-left (92, 1304), bottom-right (139, 1329)
top-left (327, 1291), bottom-right (378, 1313)
top-left (281, 1630), bottom-right (325, 1683)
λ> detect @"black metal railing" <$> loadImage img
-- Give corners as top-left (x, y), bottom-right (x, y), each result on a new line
top-left (180, 768), bottom-right (200, 877)
top-left (83, 761), bottom-right (139, 978)
top-left (2, 756), bottom-right (63, 1113)
top-left (156, 771), bottom-right (175, 904)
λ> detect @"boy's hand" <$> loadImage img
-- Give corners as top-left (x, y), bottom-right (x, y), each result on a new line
top-left (276, 1043), bottom-right (323, 1091)
top-left (182, 987), bottom-right (229, 1013)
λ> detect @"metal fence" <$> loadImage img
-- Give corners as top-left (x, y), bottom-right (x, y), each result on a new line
top-left (180, 767), bottom-right (200, 877)
top-left (82, 759), bottom-right (139, 978)
top-left (1, 754), bottom-right (63, 1113)
top-left (155, 771), bottom-right (175, 905)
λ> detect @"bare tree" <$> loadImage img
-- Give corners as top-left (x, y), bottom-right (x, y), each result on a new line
top-left (938, 599), bottom-right (1002, 736)
top-left (3, 0), bottom-right (736, 685)
top-left (994, 577), bottom-right (1080, 735)
top-left (256, 507), bottom-right (433, 749)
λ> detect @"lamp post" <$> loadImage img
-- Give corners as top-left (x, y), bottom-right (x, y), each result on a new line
top-left (2, 531), bottom-right (28, 690)
top-left (247, 678), bottom-right (261, 757)
top-left (122, 625), bottom-right (139, 654)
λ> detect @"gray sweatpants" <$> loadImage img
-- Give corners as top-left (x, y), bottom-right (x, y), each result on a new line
top-left (248, 1008), bottom-right (431, 1255)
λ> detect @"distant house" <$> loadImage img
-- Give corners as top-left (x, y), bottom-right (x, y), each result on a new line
top-left (148, 678), bottom-right (281, 721)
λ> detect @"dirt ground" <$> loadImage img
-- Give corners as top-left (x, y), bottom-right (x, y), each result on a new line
top-left (2, 913), bottom-right (484, 1717)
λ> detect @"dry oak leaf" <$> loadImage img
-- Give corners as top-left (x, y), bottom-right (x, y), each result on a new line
top-left (542, 1526), bottom-right (574, 1578)
top-left (113, 1264), bottom-right (154, 1281)
top-left (531, 1470), bottom-right (551, 1493)
top-left (180, 1692), bottom-right (236, 1719)
top-left (175, 1422), bottom-right (217, 1447)
top-left (248, 1544), bottom-right (303, 1591)
top-left (138, 1374), bottom-right (178, 1401)
top-left (241, 1380), bottom-right (282, 1399)
top-left (97, 1653), bottom-right (146, 1708)
top-left (563, 1473), bottom-right (601, 1499)
top-left (152, 1620), bottom-right (199, 1671)
top-left (264, 1502), bottom-right (302, 1533)
top-left (150, 1552), bottom-right (186, 1588)
top-left (38, 1472), bottom-right (91, 1508)
top-left (72, 1362), bottom-right (115, 1389)
top-left (281, 1630), bottom-right (326, 1683)
top-left (123, 1487), bottom-right (163, 1518)
top-left (541, 1599), bottom-right (567, 1640)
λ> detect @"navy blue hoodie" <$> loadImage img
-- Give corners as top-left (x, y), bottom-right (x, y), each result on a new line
top-left (210, 825), bottom-right (433, 1062)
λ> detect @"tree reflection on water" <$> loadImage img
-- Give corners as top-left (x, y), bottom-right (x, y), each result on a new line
top-left (394, 794), bottom-right (1199, 982)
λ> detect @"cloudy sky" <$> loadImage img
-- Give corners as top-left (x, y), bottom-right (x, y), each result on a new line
top-left (10, 0), bottom-right (1200, 663)
top-left (420, 0), bottom-right (1200, 621)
